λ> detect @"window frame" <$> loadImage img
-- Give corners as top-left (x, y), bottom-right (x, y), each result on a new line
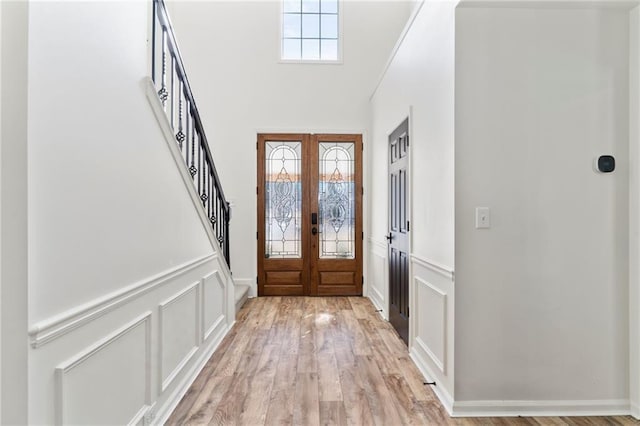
top-left (278, 0), bottom-right (344, 64)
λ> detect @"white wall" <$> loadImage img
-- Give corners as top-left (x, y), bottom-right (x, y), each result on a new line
top-left (0, 1), bottom-right (29, 424)
top-left (27, 2), bottom-right (234, 423)
top-left (166, 0), bottom-right (413, 294)
top-left (369, 0), bottom-right (457, 409)
top-left (455, 5), bottom-right (631, 412)
top-left (630, 5), bottom-right (640, 419)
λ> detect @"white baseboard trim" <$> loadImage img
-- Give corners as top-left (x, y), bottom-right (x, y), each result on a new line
top-left (410, 254), bottom-right (454, 281)
top-left (410, 347), bottom-right (454, 415)
top-left (451, 399), bottom-right (632, 418)
top-left (369, 286), bottom-right (384, 312)
top-left (28, 254), bottom-right (215, 348)
top-left (368, 291), bottom-right (385, 319)
top-left (630, 400), bottom-right (639, 419)
top-left (153, 321), bottom-right (230, 425)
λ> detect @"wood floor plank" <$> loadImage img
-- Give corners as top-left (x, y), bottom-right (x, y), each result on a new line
top-left (237, 344), bottom-right (280, 425)
top-left (355, 354), bottom-right (403, 426)
top-left (293, 372), bottom-right (320, 426)
top-left (317, 353), bottom-right (343, 401)
top-left (319, 401), bottom-right (348, 426)
top-left (168, 296), bottom-right (640, 426)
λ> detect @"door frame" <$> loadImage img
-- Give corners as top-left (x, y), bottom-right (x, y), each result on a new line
top-left (256, 131), bottom-right (364, 297)
top-left (386, 111), bottom-right (413, 348)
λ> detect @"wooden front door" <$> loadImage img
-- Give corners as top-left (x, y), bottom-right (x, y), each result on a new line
top-left (257, 133), bottom-right (362, 296)
top-left (388, 119), bottom-right (410, 345)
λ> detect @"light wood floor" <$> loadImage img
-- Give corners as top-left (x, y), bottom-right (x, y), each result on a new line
top-left (167, 297), bottom-right (639, 426)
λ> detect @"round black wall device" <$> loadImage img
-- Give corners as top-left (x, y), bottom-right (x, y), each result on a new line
top-left (597, 155), bottom-right (615, 173)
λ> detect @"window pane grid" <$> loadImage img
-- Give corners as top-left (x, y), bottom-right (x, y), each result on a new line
top-left (282, 0), bottom-right (339, 61)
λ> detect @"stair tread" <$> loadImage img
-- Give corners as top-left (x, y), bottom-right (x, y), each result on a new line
top-left (234, 283), bottom-right (250, 303)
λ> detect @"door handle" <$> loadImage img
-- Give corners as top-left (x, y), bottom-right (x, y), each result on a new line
top-left (312, 227), bottom-right (318, 235)
top-left (385, 232), bottom-right (393, 241)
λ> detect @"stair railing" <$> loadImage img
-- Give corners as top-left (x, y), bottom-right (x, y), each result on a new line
top-left (151, 0), bottom-right (231, 267)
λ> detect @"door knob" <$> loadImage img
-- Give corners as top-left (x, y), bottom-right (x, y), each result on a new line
top-left (385, 233), bottom-right (392, 241)
top-left (312, 227), bottom-right (318, 235)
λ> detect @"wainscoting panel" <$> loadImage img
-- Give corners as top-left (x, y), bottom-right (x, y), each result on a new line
top-left (159, 282), bottom-right (200, 392)
top-left (202, 270), bottom-right (226, 341)
top-left (55, 313), bottom-right (152, 426)
top-left (409, 254), bottom-right (455, 414)
top-left (368, 238), bottom-right (388, 318)
top-left (415, 276), bottom-right (447, 373)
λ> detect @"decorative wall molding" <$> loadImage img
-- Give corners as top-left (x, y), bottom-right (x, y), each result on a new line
top-left (158, 282), bottom-right (201, 392)
top-left (29, 254), bottom-right (215, 348)
top-left (411, 254), bottom-right (454, 281)
top-left (451, 399), bottom-right (632, 418)
top-left (202, 270), bottom-right (226, 341)
top-left (368, 237), bottom-right (387, 253)
top-left (153, 321), bottom-right (230, 425)
top-left (410, 347), bottom-right (454, 415)
top-left (631, 400), bottom-right (639, 419)
top-left (55, 312), bottom-right (152, 426)
top-left (414, 276), bottom-right (447, 374)
top-left (144, 77), bottom-right (232, 281)
top-left (415, 337), bottom-right (445, 375)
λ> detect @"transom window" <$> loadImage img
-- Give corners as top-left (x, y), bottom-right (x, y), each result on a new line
top-left (282, 0), bottom-right (340, 61)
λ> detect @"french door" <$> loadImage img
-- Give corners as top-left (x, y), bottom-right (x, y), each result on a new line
top-left (257, 133), bottom-right (363, 296)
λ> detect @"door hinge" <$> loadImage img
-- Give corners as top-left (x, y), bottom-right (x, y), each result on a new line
top-left (362, 231), bottom-right (364, 241)
top-left (362, 276), bottom-right (364, 285)
top-left (256, 231), bottom-right (258, 240)
top-left (256, 141), bottom-right (258, 149)
top-left (362, 186), bottom-right (364, 195)
top-left (256, 275), bottom-right (258, 285)
top-left (407, 221), bottom-right (410, 231)
top-left (256, 186), bottom-right (258, 195)
top-left (406, 136), bottom-right (409, 147)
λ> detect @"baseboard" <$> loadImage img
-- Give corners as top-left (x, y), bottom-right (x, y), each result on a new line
top-left (451, 399), bottom-right (632, 418)
top-left (368, 292), bottom-right (385, 319)
top-left (153, 322), bottom-right (230, 424)
top-left (631, 400), bottom-right (639, 419)
top-left (410, 347), bottom-right (454, 415)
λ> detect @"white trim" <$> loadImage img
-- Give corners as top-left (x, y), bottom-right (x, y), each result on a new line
top-left (410, 254), bottom-right (454, 281)
top-left (450, 399), bottom-right (632, 417)
top-left (410, 347), bottom-right (454, 415)
top-left (631, 400), bottom-right (639, 419)
top-left (201, 270), bottom-right (226, 341)
top-left (414, 276), bottom-right (447, 374)
top-left (153, 321), bottom-right (230, 426)
top-left (144, 77), bottom-right (233, 281)
top-left (370, 0), bottom-right (426, 101)
top-left (456, 0), bottom-right (640, 9)
top-left (158, 282), bottom-right (201, 393)
top-left (28, 254), bottom-right (215, 348)
top-left (368, 237), bottom-right (386, 252)
top-left (55, 312), bottom-right (152, 426)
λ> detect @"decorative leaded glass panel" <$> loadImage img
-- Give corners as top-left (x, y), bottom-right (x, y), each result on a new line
top-left (318, 142), bottom-right (355, 259)
top-left (265, 141), bottom-right (302, 258)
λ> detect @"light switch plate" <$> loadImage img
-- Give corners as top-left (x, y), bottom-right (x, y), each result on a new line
top-left (476, 207), bottom-right (490, 229)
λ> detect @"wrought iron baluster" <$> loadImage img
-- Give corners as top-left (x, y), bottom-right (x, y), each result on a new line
top-left (157, 30), bottom-right (168, 107)
top-left (151, 0), bottom-right (231, 267)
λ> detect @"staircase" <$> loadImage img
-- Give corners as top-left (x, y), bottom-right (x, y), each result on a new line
top-left (151, 0), bottom-right (252, 318)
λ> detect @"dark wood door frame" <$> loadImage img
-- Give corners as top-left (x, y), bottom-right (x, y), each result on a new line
top-left (257, 133), bottom-right (363, 296)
